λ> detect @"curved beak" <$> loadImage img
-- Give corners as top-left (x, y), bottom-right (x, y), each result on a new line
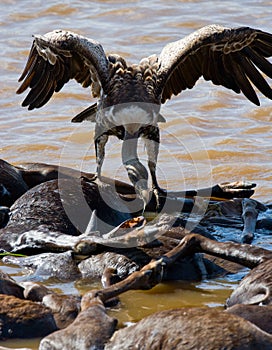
top-left (138, 187), bottom-right (151, 210)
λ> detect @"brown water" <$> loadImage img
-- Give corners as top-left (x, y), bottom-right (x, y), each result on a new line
top-left (1, 0), bottom-right (272, 348)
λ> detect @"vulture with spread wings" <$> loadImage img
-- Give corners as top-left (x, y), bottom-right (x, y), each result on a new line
top-left (17, 25), bottom-right (272, 208)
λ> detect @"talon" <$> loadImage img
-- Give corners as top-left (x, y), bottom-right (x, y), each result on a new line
top-left (81, 173), bottom-right (98, 183)
top-left (153, 187), bottom-right (166, 211)
top-left (91, 173), bottom-right (98, 181)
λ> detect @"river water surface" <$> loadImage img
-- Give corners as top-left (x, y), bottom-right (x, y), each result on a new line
top-left (1, 1), bottom-right (272, 348)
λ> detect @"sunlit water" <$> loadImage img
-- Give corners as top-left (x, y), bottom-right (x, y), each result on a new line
top-left (1, 1), bottom-right (272, 348)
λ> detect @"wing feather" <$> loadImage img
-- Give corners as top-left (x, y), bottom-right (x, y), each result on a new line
top-left (182, 56), bottom-right (198, 88)
top-left (29, 60), bottom-right (48, 89)
top-left (157, 25), bottom-right (272, 105)
top-left (34, 85), bottom-right (55, 109)
top-left (55, 61), bottom-right (70, 92)
top-left (222, 54), bottom-right (240, 93)
top-left (29, 71), bottom-right (56, 109)
top-left (22, 61), bottom-right (53, 108)
top-left (239, 55), bottom-right (272, 99)
top-left (16, 53), bottom-right (38, 94)
top-left (18, 44), bottom-right (37, 83)
top-left (254, 40), bottom-right (272, 57)
top-left (207, 50), bottom-right (225, 86)
top-left (229, 53), bottom-right (259, 105)
top-left (17, 30), bottom-right (110, 110)
top-left (71, 102), bottom-right (97, 123)
top-left (243, 47), bottom-right (272, 79)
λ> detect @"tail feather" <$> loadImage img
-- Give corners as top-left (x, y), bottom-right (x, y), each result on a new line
top-left (71, 103), bottom-right (97, 123)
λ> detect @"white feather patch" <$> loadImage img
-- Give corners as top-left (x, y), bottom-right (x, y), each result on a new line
top-left (106, 105), bottom-right (155, 134)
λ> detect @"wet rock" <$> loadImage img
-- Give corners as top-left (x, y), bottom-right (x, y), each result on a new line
top-left (78, 251), bottom-right (139, 279)
top-left (3, 251), bottom-right (81, 281)
top-left (39, 292), bottom-right (117, 350)
top-left (0, 294), bottom-right (57, 339)
top-left (105, 307), bottom-right (272, 350)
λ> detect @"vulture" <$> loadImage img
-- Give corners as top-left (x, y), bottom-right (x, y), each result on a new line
top-left (17, 25), bottom-right (272, 208)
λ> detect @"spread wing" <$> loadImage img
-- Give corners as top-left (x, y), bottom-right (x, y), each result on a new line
top-left (17, 30), bottom-right (110, 110)
top-left (157, 25), bottom-right (272, 105)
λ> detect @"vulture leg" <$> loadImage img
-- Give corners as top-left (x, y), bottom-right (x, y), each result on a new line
top-left (94, 131), bottom-right (109, 180)
top-left (122, 134), bottom-right (150, 210)
top-left (143, 126), bottom-right (165, 209)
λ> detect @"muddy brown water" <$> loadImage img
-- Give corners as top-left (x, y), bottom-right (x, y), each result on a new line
top-left (1, 0), bottom-right (272, 348)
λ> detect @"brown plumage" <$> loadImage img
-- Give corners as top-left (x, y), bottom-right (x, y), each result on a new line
top-left (17, 25), bottom-right (272, 208)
